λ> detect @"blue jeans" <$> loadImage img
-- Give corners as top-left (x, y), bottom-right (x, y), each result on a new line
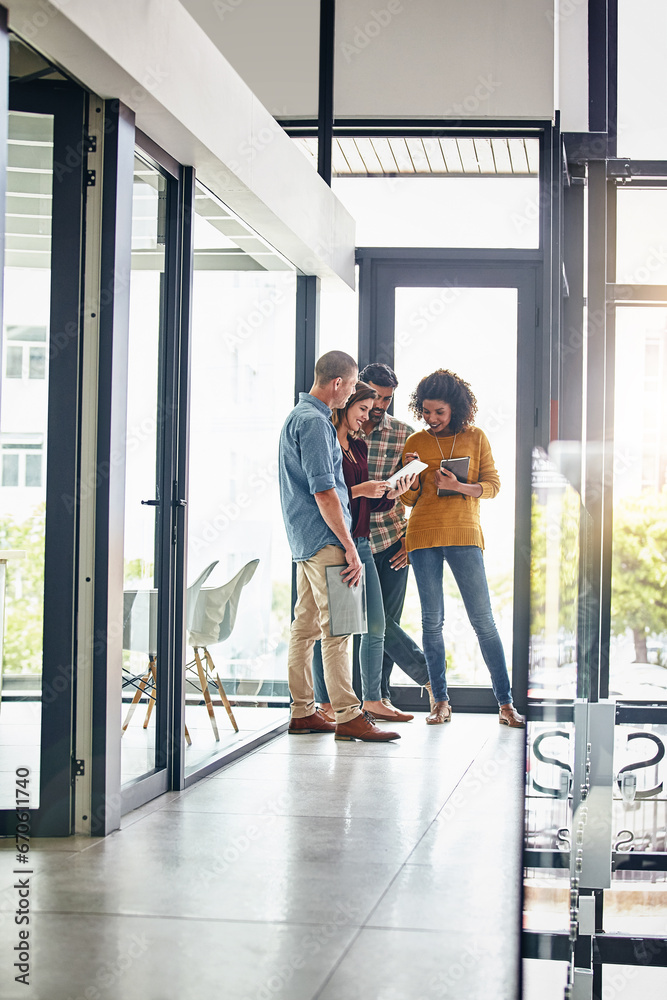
top-left (409, 545), bottom-right (513, 706)
top-left (373, 538), bottom-right (430, 697)
top-left (313, 537), bottom-right (385, 702)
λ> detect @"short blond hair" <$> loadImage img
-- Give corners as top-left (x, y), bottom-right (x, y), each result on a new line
top-left (314, 350), bottom-right (357, 386)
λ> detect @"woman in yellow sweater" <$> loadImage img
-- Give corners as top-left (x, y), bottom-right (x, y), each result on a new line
top-left (401, 369), bottom-right (524, 728)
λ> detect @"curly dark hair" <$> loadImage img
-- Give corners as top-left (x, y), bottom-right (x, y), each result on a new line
top-left (408, 369), bottom-right (477, 434)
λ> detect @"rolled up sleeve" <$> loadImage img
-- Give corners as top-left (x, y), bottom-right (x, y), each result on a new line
top-left (478, 432), bottom-right (500, 499)
top-left (299, 420), bottom-right (337, 494)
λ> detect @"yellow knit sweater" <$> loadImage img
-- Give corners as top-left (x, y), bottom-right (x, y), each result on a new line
top-left (400, 427), bottom-right (500, 552)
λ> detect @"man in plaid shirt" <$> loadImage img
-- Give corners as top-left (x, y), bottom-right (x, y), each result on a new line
top-left (359, 363), bottom-right (433, 713)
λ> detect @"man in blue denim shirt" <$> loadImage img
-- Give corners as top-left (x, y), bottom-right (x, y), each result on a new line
top-left (279, 351), bottom-right (400, 742)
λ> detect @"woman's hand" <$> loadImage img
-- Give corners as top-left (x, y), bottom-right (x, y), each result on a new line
top-left (404, 451), bottom-right (420, 463)
top-left (386, 473), bottom-right (418, 499)
top-left (352, 480), bottom-right (391, 499)
top-left (434, 466), bottom-right (460, 492)
top-left (434, 467), bottom-right (484, 498)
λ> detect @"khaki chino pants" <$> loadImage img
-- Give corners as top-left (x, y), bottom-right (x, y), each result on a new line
top-left (288, 544), bottom-right (362, 724)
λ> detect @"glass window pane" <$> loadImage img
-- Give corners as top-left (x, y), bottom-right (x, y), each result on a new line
top-left (2, 453), bottom-right (19, 486)
top-left (120, 154), bottom-right (167, 786)
top-left (607, 721), bottom-right (667, 934)
top-left (610, 308), bottom-right (667, 699)
top-left (318, 273), bottom-right (358, 360)
top-left (392, 286), bottom-right (517, 688)
top-left (0, 110), bottom-right (53, 809)
top-left (5, 345), bottom-right (22, 378)
top-left (185, 182), bottom-right (292, 774)
top-left (616, 190), bottom-right (667, 285)
top-left (332, 174), bottom-right (539, 249)
top-left (529, 464), bottom-right (581, 701)
top-left (25, 453), bottom-right (42, 487)
top-left (28, 345), bottom-right (46, 379)
top-left (617, 0), bottom-right (667, 159)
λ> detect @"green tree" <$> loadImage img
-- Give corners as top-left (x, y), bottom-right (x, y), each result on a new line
top-left (0, 505), bottom-right (46, 674)
top-left (611, 490), bottom-right (667, 662)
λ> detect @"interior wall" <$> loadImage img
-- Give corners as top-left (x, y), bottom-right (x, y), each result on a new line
top-left (181, 0), bottom-right (320, 118)
top-left (183, 0), bottom-right (559, 124)
top-left (334, 0), bottom-right (556, 120)
top-left (557, 0), bottom-right (589, 132)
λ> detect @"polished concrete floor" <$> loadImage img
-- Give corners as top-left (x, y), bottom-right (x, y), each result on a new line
top-left (0, 712), bottom-right (525, 1000)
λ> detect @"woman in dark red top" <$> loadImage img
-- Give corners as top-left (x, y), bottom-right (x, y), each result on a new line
top-left (313, 383), bottom-right (417, 722)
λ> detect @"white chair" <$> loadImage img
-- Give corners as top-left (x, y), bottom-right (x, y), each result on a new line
top-left (186, 559), bottom-right (260, 740)
top-left (121, 561), bottom-right (219, 743)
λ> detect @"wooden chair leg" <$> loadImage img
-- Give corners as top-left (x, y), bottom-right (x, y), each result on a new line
top-left (122, 668), bottom-right (151, 733)
top-left (142, 660), bottom-right (157, 729)
top-left (184, 724), bottom-right (191, 746)
top-left (194, 647), bottom-right (220, 740)
top-left (204, 648), bottom-right (239, 733)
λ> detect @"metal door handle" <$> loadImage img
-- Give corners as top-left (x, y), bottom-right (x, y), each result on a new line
top-left (141, 499), bottom-right (160, 506)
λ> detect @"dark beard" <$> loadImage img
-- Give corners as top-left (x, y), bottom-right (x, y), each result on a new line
top-left (369, 409), bottom-right (383, 424)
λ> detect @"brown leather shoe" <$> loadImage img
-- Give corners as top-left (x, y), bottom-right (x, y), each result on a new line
top-left (318, 703), bottom-right (336, 724)
top-left (335, 711), bottom-right (401, 742)
top-left (499, 703), bottom-right (525, 728)
top-left (370, 702), bottom-right (414, 722)
top-left (426, 701), bottom-right (452, 725)
top-left (289, 710), bottom-right (336, 735)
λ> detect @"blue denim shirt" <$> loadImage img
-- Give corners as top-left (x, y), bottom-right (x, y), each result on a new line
top-left (279, 393), bottom-right (352, 561)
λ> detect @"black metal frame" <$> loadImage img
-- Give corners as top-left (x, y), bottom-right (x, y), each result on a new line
top-left (524, 931), bottom-right (667, 968)
top-left (0, 79), bottom-right (87, 837)
top-left (170, 165), bottom-right (195, 792)
top-left (281, 117), bottom-right (552, 137)
top-left (295, 275), bottom-right (319, 400)
top-left (91, 98), bottom-right (136, 835)
top-left (317, 0), bottom-right (335, 184)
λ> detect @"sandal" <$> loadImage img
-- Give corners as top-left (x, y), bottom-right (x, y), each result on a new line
top-left (426, 701), bottom-right (452, 724)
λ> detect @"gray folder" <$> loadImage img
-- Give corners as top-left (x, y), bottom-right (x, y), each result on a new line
top-left (325, 564), bottom-right (368, 636)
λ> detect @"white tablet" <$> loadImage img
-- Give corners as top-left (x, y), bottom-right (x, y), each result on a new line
top-left (386, 458), bottom-right (428, 489)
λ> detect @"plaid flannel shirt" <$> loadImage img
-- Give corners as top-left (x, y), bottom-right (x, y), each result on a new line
top-left (361, 412), bottom-right (415, 555)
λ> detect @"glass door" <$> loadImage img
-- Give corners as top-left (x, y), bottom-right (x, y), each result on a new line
top-left (119, 150), bottom-right (179, 809)
top-left (357, 254), bottom-right (538, 712)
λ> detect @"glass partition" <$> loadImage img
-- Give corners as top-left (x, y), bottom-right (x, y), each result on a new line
top-left (333, 174), bottom-right (540, 249)
top-left (297, 135), bottom-right (541, 249)
top-left (119, 154), bottom-right (168, 786)
top-left (0, 110), bottom-right (54, 809)
top-left (610, 308), bottom-right (667, 700)
top-left (184, 182), bottom-right (294, 776)
top-left (528, 454), bottom-right (581, 701)
top-left (617, 0), bottom-right (667, 159)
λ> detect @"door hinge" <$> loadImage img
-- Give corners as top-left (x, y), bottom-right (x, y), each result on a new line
top-left (73, 758), bottom-right (85, 778)
top-left (86, 169), bottom-right (96, 187)
top-left (84, 134), bottom-right (97, 154)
